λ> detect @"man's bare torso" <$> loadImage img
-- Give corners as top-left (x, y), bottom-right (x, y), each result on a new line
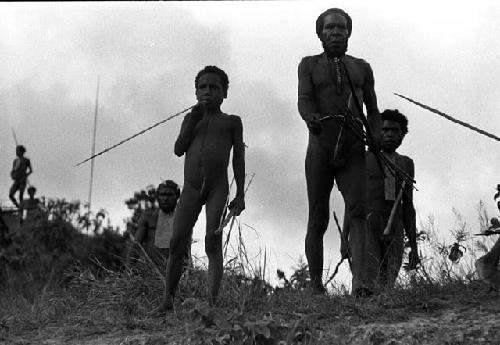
top-left (299, 53), bottom-right (374, 149)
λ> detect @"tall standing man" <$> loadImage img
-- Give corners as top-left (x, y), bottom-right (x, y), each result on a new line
top-left (298, 8), bottom-right (381, 293)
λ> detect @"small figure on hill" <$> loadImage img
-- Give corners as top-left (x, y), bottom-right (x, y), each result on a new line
top-left (298, 8), bottom-right (381, 294)
top-left (475, 186), bottom-right (500, 288)
top-left (21, 186), bottom-right (44, 224)
top-left (128, 180), bottom-right (191, 267)
top-left (159, 66), bottom-right (245, 313)
top-left (9, 145), bottom-right (33, 209)
top-left (342, 109), bottom-right (419, 295)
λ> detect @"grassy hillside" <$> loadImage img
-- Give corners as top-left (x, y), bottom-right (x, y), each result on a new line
top-left (1, 201), bottom-right (499, 344)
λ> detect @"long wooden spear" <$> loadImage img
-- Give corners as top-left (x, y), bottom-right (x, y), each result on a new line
top-left (88, 77), bottom-right (100, 212)
top-left (11, 127), bottom-right (18, 146)
top-left (395, 93), bottom-right (500, 143)
top-left (74, 105), bottom-right (194, 167)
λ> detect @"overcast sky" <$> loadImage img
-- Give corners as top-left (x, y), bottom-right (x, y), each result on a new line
top-left (1, 1), bottom-right (499, 283)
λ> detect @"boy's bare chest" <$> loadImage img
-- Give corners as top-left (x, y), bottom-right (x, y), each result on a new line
top-left (194, 117), bottom-right (232, 138)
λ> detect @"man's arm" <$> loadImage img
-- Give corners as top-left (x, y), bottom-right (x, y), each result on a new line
top-left (298, 57), bottom-right (318, 117)
top-left (174, 105), bottom-right (204, 157)
top-left (126, 213), bottom-right (148, 264)
top-left (229, 116), bottom-right (245, 216)
top-left (402, 158), bottom-right (419, 269)
top-left (362, 63), bottom-right (381, 144)
top-left (402, 159), bottom-right (416, 246)
top-left (26, 159), bottom-right (33, 176)
top-left (134, 213), bottom-right (148, 245)
top-left (12, 158), bottom-right (18, 173)
top-left (297, 57), bottom-right (322, 134)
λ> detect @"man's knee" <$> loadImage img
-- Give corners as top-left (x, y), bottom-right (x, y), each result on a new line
top-left (169, 234), bottom-right (189, 257)
top-left (205, 233), bottom-right (222, 255)
top-left (348, 203), bottom-right (366, 219)
top-left (308, 204), bottom-right (330, 232)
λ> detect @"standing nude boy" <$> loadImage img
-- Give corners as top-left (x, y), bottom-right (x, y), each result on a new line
top-left (160, 66), bottom-right (245, 312)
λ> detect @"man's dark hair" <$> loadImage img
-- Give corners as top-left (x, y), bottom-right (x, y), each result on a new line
top-left (381, 109), bottom-right (409, 136)
top-left (158, 180), bottom-right (180, 198)
top-left (27, 186), bottom-right (36, 194)
top-left (195, 66), bottom-right (229, 93)
top-left (316, 8), bottom-right (352, 38)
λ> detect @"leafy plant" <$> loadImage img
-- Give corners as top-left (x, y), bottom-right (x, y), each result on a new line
top-left (184, 299), bottom-right (316, 345)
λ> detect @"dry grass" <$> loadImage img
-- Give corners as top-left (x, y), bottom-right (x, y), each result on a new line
top-left (1, 203), bottom-right (500, 344)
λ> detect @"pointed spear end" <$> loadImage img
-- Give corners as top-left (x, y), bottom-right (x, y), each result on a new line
top-left (394, 93), bottom-right (411, 101)
top-left (75, 157), bottom-right (92, 167)
top-left (394, 92), bottom-right (500, 143)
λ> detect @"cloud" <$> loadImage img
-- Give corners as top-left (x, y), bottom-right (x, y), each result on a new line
top-left (0, 4), bottom-right (233, 216)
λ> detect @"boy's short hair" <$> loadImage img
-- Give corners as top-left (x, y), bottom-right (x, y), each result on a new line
top-left (158, 180), bottom-right (180, 198)
top-left (195, 66), bottom-right (229, 93)
top-left (27, 186), bottom-right (36, 194)
top-left (381, 109), bottom-right (409, 136)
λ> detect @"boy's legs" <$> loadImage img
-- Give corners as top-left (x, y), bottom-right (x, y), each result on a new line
top-left (379, 232), bottom-right (404, 289)
top-left (363, 212), bottom-right (384, 292)
top-left (163, 184), bottom-right (202, 309)
top-left (204, 180), bottom-right (228, 305)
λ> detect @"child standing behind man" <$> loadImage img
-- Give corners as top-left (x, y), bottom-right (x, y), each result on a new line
top-left (159, 66), bottom-right (245, 312)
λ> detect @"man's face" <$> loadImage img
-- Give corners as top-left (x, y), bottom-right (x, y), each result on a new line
top-left (196, 73), bottom-right (226, 110)
top-left (157, 187), bottom-right (178, 213)
top-left (381, 120), bottom-right (404, 152)
top-left (321, 13), bottom-right (349, 57)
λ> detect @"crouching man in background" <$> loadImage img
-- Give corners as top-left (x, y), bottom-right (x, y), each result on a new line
top-left (128, 180), bottom-right (191, 267)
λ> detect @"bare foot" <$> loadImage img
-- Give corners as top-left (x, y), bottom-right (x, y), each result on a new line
top-left (310, 283), bottom-right (327, 295)
top-left (208, 296), bottom-right (218, 307)
top-left (149, 298), bottom-right (174, 316)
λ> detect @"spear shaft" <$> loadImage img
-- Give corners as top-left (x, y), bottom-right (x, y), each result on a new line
top-left (75, 105), bottom-right (194, 167)
top-left (395, 93), bottom-right (500, 143)
top-left (11, 128), bottom-right (18, 146)
top-left (88, 77), bottom-right (100, 212)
